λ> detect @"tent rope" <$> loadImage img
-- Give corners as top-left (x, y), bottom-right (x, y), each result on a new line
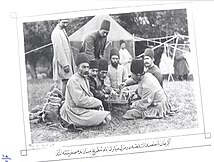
top-left (136, 36), bottom-right (177, 58)
top-left (25, 43), bottom-right (52, 55)
top-left (25, 43), bottom-right (79, 55)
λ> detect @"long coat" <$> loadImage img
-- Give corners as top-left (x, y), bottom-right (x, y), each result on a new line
top-left (80, 31), bottom-right (107, 60)
top-left (123, 73), bottom-right (171, 119)
top-left (174, 51), bottom-right (189, 76)
top-left (60, 73), bottom-right (110, 127)
top-left (51, 24), bottom-right (75, 80)
top-left (88, 76), bottom-right (105, 101)
top-left (119, 48), bottom-right (132, 76)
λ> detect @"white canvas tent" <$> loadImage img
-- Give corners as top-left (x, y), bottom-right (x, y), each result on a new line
top-left (68, 15), bottom-right (135, 61)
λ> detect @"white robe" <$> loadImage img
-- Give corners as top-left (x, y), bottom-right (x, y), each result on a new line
top-left (60, 73), bottom-right (110, 126)
top-left (51, 24), bottom-right (75, 80)
top-left (119, 48), bottom-right (132, 76)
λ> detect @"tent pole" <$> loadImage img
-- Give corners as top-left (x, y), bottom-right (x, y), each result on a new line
top-left (168, 34), bottom-right (179, 82)
top-left (132, 34), bottom-right (135, 58)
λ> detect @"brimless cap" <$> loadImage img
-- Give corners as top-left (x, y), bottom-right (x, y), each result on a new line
top-left (89, 60), bottom-right (98, 69)
top-left (144, 48), bottom-right (154, 59)
top-left (100, 20), bottom-right (110, 31)
top-left (98, 59), bottom-right (108, 71)
top-left (75, 52), bottom-right (90, 67)
top-left (130, 58), bottom-right (144, 74)
top-left (110, 48), bottom-right (120, 58)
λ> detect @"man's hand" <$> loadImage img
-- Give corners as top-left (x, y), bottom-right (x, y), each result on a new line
top-left (119, 82), bottom-right (127, 90)
top-left (111, 89), bottom-right (117, 95)
top-left (104, 94), bottom-right (109, 99)
top-left (100, 54), bottom-right (104, 59)
top-left (98, 105), bottom-right (104, 111)
top-left (63, 65), bottom-right (70, 73)
top-left (129, 102), bottom-right (136, 109)
top-left (103, 87), bottom-right (111, 94)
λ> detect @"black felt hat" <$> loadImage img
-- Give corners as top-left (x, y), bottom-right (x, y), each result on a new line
top-left (144, 48), bottom-right (154, 59)
top-left (130, 58), bottom-right (144, 74)
top-left (75, 52), bottom-right (90, 67)
top-left (100, 20), bottom-right (110, 31)
top-left (110, 48), bottom-right (120, 58)
top-left (98, 59), bottom-right (108, 71)
top-left (89, 60), bottom-right (98, 69)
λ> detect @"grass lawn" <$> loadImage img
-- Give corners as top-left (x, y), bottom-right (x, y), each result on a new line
top-left (27, 79), bottom-right (198, 143)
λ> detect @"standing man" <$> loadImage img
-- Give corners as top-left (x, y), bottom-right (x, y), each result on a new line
top-left (119, 40), bottom-right (132, 77)
top-left (174, 48), bottom-right (189, 81)
top-left (51, 19), bottom-right (75, 98)
top-left (80, 19), bottom-right (111, 60)
top-left (144, 48), bottom-right (163, 87)
top-left (60, 53), bottom-right (111, 128)
top-left (108, 48), bottom-right (128, 90)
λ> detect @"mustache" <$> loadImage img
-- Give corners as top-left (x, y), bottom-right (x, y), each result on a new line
top-left (91, 74), bottom-right (97, 78)
top-left (112, 62), bottom-right (118, 65)
top-left (82, 71), bottom-right (89, 75)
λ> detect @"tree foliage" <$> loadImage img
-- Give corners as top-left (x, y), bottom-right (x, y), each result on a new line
top-left (112, 9), bottom-right (188, 38)
top-left (23, 16), bottom-right (92, 78)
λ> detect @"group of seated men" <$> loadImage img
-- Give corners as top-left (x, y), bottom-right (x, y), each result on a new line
top-left (60, 48), bottom-right (177, 129)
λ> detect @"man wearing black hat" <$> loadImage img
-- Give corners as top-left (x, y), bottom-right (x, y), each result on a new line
top-left (121, 58), bottom-right (175, 120)
top-left (96, 59), bottom-right (111, 89)
top-left (108, 48), bottom-right (128, 90)
top-left (144, 48), bottom-right (163, 87)
top-left (60, 53), bottom-right (111, 128)
top-left (80, 19), bottom-right (110, 60)
top-left (88, 60), bottom-right (110, 110)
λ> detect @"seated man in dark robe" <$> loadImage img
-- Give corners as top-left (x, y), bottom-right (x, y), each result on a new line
top-left (87, 59), bottom-right (109, 110)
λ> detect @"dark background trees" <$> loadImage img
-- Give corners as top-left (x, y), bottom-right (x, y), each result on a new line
top-left (23, 16), bottom-right (93, 79)
top-left (23, 9), bottom-right (188, 79)
top-left (112, 9), bottom-right (188, 38)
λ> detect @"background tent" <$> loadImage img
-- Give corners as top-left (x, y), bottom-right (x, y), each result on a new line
top-left (68, 15), bottom-right (135, 62)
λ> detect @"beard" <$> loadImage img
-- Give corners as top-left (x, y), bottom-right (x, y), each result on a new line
top-left (111, 62), bottom-right (118, 68)
top-left (79, 70), bottom-right (89, 78)
top-left (89, 74), bottom-right (96, 79)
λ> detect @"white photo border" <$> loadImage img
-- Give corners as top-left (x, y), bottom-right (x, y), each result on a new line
top-left (12, 1), bottom-right (211, 161)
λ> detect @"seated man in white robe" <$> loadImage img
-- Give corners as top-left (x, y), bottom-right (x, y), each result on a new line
top-left (108, 48), bottom-right (128, 91)
top-left (60, 53), bottom-right (111, 129)
top-left (121, 58), bottom-right (175, 120)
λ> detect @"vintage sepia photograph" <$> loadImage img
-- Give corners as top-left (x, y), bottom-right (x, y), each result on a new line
top-left (7, 2), bottom-right (212, 161)
top-left (1, 1), bottom-right (214, 162)
top-left (23, 5), bottom-right (200, 145)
